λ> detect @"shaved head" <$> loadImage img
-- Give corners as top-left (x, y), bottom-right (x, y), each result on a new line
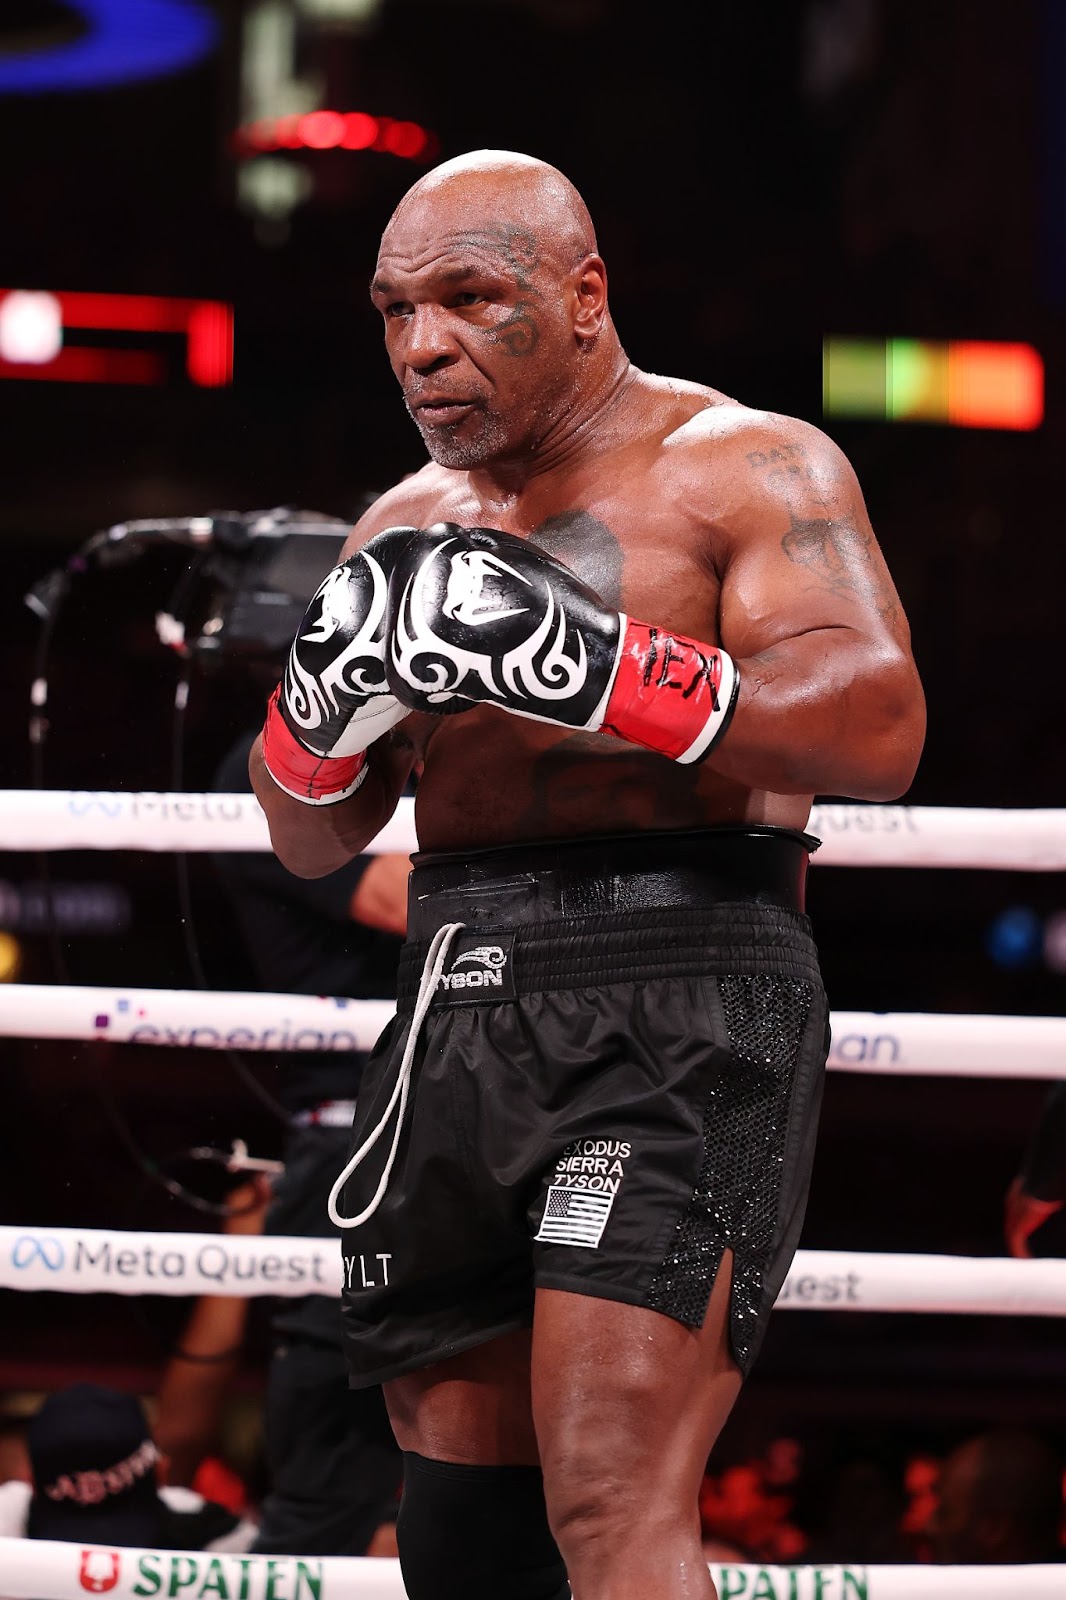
top-left (384, 150), bottom-right (598, 272)
top-left (372, 149), bottom-right (623, 472)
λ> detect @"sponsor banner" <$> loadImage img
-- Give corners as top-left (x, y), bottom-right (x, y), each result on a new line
top-left (828, 1011), bottom-right (1066, 1081)
top-left (1, 792), bottom-right (1064, 871)
top-left (775, 1250), bottom-right (1066, 1318)
top-left (0, 1227), bottom-right (342, 1298)
top-left (0, 1544), bottom-right (1063, 1600)
top-left (4, 1228), bottom-right (1066, 1315)
top-left (0, 986), bottom-right (395, 1053)
top-left (0, 791), bottom-right (415, 856)
top-left (0, 1540), bottom-right (401, 1599)
top-left (3, 987), bottom-right (1064, 1082)
top-left (808, 803), bottom-right (1066, 871)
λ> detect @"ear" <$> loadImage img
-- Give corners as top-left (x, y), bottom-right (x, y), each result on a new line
top-left (572, 255), bottom-right (608, 340)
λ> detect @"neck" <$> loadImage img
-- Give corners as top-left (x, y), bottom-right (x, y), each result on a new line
top-left (467, 343), bottom-right (635, 504)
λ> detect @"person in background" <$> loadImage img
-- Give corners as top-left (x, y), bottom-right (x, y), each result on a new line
top-left (211, 729), bottom-right (405, 1556)
top-left (0, 1385), bottom-right (256, 1556)
top-left (927, 1430), bottom-right (1064, 1563)
top-left (1005, 1083), bottom-right (1066, 1257)
top-left (153, 1173), bottom-right (273, 1505)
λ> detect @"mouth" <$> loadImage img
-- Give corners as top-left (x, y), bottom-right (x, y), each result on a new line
top-left (410, 396), bottom-right (480, 427)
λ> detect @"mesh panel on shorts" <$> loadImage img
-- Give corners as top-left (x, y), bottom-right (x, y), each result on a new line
top-left (643, 974), bottom-right (813, 1370)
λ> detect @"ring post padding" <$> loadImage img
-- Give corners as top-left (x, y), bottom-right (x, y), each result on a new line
top-left (0, 1543), bottom-right (1063, 1600)
top-left (2, 792), bottom-right (1066, 868)
top-left (3, 1227), bottom-right (1066, 1314)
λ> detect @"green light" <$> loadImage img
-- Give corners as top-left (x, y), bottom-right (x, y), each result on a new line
top-left (823, 339), bottom-right (886, 417)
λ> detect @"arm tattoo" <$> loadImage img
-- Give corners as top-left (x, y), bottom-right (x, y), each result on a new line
top-left (782, 511), bottom-right (899, 624)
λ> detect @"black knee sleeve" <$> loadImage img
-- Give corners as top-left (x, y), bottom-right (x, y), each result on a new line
top-left (396, 1452), bottom-right (570, 1600)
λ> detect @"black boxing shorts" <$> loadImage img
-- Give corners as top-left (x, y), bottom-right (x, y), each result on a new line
top-left (337, 826), bottom-right (829, 1387)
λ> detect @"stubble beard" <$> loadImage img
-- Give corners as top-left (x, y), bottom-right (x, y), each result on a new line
top-left (412, 405), bottom-right (512, 470)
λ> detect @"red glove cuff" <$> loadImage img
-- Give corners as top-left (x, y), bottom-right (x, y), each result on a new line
top-left (602, 619), bottom-right (740, 763)
top-left (261, 686), bottom-right (368, 806)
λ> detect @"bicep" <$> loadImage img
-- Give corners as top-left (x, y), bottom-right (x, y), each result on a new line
top-left (716, 431), bottom-right (910, 662)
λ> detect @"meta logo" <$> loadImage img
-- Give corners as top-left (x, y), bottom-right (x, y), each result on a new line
top-left (12, 1235), bottom-right (65, 1270)
top-left (67, 793), bottom-right (123, 818)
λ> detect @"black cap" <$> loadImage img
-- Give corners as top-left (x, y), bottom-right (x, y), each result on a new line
top-left (27, 1385), bottom-right (163, 1547)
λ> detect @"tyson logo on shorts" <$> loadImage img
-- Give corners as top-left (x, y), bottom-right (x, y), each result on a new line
top-left (439, 945), bottom-right (508, 991)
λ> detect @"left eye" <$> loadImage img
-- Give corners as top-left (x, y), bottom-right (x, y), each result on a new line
top-left (454, 292), bottom-right (485, 307)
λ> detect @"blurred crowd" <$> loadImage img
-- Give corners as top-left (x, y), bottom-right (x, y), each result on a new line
top-left (1, 1372), bottom-right (1062, 1570)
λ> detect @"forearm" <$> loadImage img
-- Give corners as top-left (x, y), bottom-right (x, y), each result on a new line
top-left (250, 732), bottom-right (412, 878)
top-left (710, 628), bottom-right (925, 800)
top-left (154, 1296), bottom-right (247, 1480)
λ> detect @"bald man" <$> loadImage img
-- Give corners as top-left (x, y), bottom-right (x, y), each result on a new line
top-left (251, 152), bottom-right (925, 1600)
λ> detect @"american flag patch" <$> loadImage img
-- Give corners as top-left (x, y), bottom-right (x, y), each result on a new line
top-left (535, 1185), bottom-right (615, 1249)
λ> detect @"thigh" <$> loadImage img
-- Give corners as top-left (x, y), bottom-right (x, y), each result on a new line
top-left (384, 1327), bottom-right (539, 1465)
top-left (532, 1254), bottom-right (742, 1511)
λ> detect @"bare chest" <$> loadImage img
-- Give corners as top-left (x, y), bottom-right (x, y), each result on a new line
top-left (424, 486), bottom-right (721, 640)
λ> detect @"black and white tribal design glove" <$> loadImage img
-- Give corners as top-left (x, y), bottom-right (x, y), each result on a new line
top-left (385, 523), bottom-right (739, 763)
top-left (261, 525), bottom-right (417, 805)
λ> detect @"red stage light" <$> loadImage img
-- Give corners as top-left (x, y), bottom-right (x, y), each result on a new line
top-left (186, 301), bottom-right (234, 387)
top-left (383, 120), bottom-right (427, 159)
top-left (234, 109), bottom-right (433, 161)
top-left (298, 110), bottom-right (346, 149)
top-left (0, 347), bottom-right (164, 384)
top-left (0, 290), bottom-right (234, 387)
top-left (341, 111), bottom-right (378, 149)
top-left (274, 115), bottom-right (303, 150)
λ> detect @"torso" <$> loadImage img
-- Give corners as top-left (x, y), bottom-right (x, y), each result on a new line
top-left (362, 373), bottom-right (815, 851)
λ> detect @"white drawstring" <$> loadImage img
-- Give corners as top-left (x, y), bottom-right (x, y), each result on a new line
top-left (327, 921), bottom-right (464, 1230)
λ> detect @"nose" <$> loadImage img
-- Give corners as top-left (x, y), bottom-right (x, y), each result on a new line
top-left (399, 304), bottom-right (459, 376)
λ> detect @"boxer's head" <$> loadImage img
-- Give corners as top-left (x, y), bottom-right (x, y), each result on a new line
top-left (372, 150), bottom-right (622, 469)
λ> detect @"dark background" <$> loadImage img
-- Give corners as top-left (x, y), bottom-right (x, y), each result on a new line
top-left (1, 0), bottom-right (1064, 1481)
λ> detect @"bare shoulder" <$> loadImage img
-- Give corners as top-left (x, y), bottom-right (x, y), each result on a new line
top-left (667, 404), bottom-right (863, 532)
top-left (339, 463), bottom-right (460, 558)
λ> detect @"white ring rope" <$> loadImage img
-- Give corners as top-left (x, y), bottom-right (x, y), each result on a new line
top-left (2, 791), bottom-right (1066, 869)
top-left (2, 986), bottom-right (1064, 1080)
top-left (2, 1543), bottom-right (1061, 1600)
top-left (2, 1227), bottom-right (1065, 1315)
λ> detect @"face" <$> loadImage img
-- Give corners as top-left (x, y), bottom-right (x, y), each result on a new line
top-left (371, 205), bottom-right (584, 469)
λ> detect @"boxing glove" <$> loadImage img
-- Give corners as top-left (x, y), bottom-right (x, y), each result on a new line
top-left (262, 526), bottom-right (417, 805)
top-left (385, 524), bottom-right (739, 764)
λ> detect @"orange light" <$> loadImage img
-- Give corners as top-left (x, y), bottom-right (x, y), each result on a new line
top-left (949, 341), bottom-right (1044, 431)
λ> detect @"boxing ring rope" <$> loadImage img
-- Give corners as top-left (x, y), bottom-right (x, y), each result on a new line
top-left (3, 797), bottom-right (1064, 1596)
top-left (2, 1224), bottom-right (1065, 1316)
top-left (4, 1540), bottom-right (1063, 1600)
top-left (1, 987), bottom-right (1063, 1077)
top-left (2, 791), bottom-right (1066, 869)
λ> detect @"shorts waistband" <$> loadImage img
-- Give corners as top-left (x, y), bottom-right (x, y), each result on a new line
top-left (400, 828), bottom-right (819, 1008)
top-left (407, 825), bottom-right (815, 941)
